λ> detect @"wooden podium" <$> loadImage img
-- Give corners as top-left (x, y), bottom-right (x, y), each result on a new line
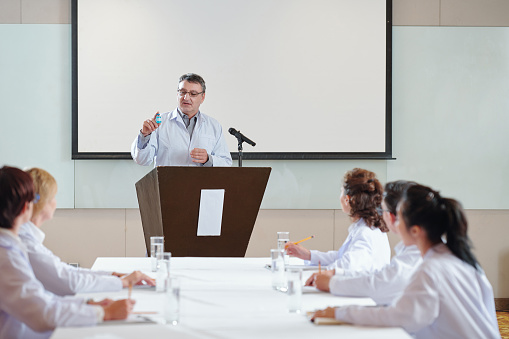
top-left (135, 166), bottom-right (271, 257)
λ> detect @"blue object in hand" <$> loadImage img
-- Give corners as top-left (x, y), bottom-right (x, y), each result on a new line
top-left (155, 113), bottom-right (162, 124)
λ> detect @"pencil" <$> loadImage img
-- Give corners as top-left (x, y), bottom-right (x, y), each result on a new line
top-left (294, 235), bottom-right (315, 245)
top-left (285, 235), bottom-right (315, 249)
top-left (128, 282), bottom-right (133, 300)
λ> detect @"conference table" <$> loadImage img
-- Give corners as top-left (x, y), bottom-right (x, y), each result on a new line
top-left (51, 257), bottom-right (411, 339)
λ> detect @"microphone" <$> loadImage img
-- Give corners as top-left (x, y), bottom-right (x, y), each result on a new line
top-left (228, 128), bottom-right (256, 147)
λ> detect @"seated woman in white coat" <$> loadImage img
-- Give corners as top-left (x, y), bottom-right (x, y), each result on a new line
top-left (286, 168), bottom-right (390, 273)
top-left (305, 180), bottom-right (423, 305)
top-left (19, 167), bottom-right (154, 296)
top-left (312, 184), bottom-right (501, 339)
top-left (0, 166), bottom-right (134, 339)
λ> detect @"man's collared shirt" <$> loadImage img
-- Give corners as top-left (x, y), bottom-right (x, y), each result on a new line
top-left (132, 109), bottom-right (232, 167)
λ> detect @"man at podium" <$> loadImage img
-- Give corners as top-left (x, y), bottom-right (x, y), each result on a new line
top-left (131, 73), bottom-right (232, 167)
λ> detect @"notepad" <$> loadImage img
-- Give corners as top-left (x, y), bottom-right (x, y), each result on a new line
top-left (98, 314), bottom-right (157, 326)
top-left (306, 312), bottom-right (349, 325)
top-left (263, 264), bottom-right (322, 271)
top-left (286, 264), bottom-right (323, 271)
top-left (313, 318), bottom-right (349, 325)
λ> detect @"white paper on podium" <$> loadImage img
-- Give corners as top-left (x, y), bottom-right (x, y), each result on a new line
top-left (197, 189), bottom-right (225, 236)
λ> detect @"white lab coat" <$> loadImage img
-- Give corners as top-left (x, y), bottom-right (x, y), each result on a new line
top-left (19, 222), bottom-right (122, 296)
top-left (0, 228), bottom-right (102, 339)
top-left (309, 218), bottom-right (391, 272)
top-left (335, 243), bottom-right (500, 339)
top-left (329, 242), bottom-right (422, 305)
top-left (131, 109), bottom-right (232, 167)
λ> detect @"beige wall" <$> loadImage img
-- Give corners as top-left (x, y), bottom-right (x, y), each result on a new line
top-left (3, 0), bottom-right (509, 26)
top-left (393, 0), bottom-right (509, 26)
top-left (42, 208), bottom-right (509, 298)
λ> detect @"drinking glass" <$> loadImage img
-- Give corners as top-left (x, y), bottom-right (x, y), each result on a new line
top-left (164, 277), bottom-right (180, 325)
top-left (286, 268), bottom-right (302, 313)
top-left (271, 249), bottom-right (286, 291)
top-left (150, 236), bottom-right (164, 272)
top-left (277, 232), bottom-right (290, 264)
top-left (156, 252), bottom-right (171, 292)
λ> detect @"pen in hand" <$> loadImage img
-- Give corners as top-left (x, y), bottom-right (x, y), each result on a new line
top-left (295, 235), bottom-right (315, 245)
top-left (285, 235), bottom-right (315, 249)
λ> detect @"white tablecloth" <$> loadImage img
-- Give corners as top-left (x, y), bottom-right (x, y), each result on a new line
top-left (51, 257), bottom-right (411, 339)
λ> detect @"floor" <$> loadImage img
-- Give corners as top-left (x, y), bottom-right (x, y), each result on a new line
top-left (499, 312), bottom-right (509, 338)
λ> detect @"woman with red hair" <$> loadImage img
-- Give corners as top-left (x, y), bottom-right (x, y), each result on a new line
top-left (286, 168), bottom-right (390, 273)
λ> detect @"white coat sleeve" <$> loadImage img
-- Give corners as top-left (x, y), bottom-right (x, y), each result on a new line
top-left (330, 249), bottom-right (421, 305)
top-left (334, 267), bottom-right (440, 333)
top-left (131, 131), bottom-right (157, 166)
top-left (29, 241), bottom-right (122, 296)
top-left (0, 248), bottom-right (99, 333)
top-left (308, 250), bottom-right (339, 266)
top-left (334, 238), bottom-right (373, 271)
top-left (208, 126), bottom-right (232, 167)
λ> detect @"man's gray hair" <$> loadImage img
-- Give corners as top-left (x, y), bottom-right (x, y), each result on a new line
top-left (179, 73), bottom-right (206, 92)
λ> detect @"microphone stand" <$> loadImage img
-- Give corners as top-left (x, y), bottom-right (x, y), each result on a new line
top-left (237, 139), bottom-right (243, 167)
top-left (230, 129), bottom-right (255, 167)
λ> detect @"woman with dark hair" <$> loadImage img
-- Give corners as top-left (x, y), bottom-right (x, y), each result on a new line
top-left (312, 184), bottom-right (500, 339)
top-left (286, 168), bottom-right (391, 273)
top-left (305, 180), bottom-right (422, 305)
top-left (0, 166), bottom-right (134, 339)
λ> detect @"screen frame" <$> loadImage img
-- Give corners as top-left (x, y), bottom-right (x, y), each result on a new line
top-left (71, 0), bottom-right (393, 160)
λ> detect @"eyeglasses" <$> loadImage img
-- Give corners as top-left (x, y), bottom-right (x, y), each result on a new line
top-left (33, 193), bottom-right (40, 204)
top-left (177, 89), bottom-right (204, 98)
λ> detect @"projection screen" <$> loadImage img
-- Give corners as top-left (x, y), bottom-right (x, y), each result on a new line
top-left (72, 0), bottom-right (392, 160)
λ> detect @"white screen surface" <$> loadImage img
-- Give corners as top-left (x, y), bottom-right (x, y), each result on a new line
top-left (75, 0), bottom-right (389, 157)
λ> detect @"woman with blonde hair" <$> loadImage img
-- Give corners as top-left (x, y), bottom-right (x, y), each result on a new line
top-left (19, 167), bottom-right (154, 296)
top-left (286, 168), bottom-right (390, 273)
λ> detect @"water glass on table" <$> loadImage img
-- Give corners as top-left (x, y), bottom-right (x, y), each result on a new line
top-left (277, 231), bottom-right (290, 264)
top-left (286, 268), bottom-right (302, 313)
top-left (156, 252), bottom-right (171, 292)
top-left (150, 236), bottom-right (164, 272)
top-left (164, 277), bottom-right (180, 325)
top-left (271, 249), bottom-right (286, 291)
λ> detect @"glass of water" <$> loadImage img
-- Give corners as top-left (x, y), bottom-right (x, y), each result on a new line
top-left (286, 268), bottom-right (302, 313)
top-left (271, 249), bottom-right (286, 291)
top-left (150, 236), bottom-right (164, 272)
top-left (156, 252), bottom-right (171, 292)
top-left (164, 277), bottom-right (180, 325)
top-left (277, 232), bottom-right (290, 264)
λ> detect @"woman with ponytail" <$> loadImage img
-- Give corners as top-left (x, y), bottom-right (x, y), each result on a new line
top-left (312, 184), bottom-right (500, 339)
top-left (286, 168), bottom-right (391, 273)
top-left (305, 180), bottom-right (422, 306)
